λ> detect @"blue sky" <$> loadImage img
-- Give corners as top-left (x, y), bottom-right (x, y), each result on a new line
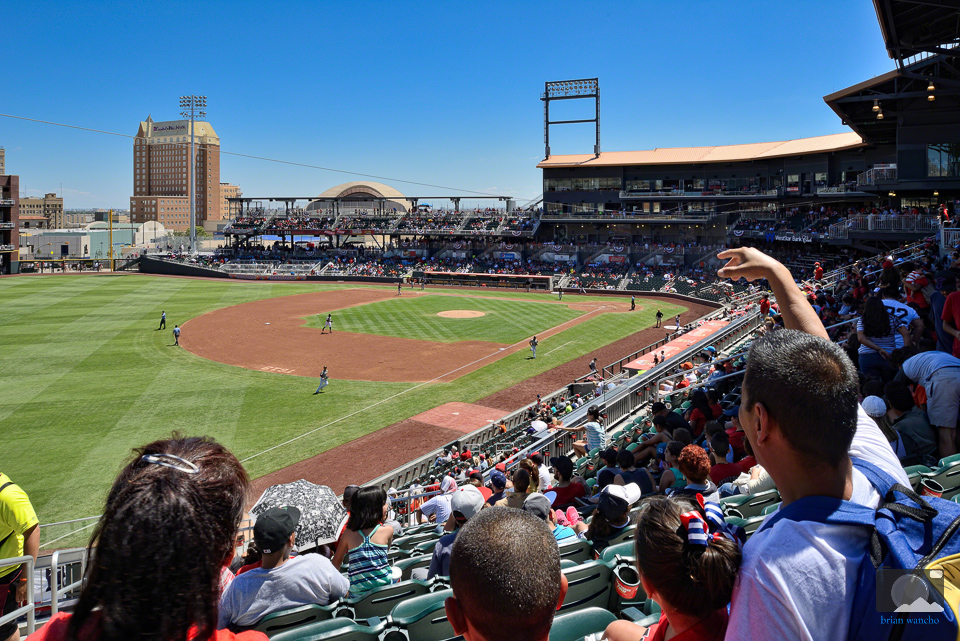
top-left (3, 1), bottom-right (894, 209)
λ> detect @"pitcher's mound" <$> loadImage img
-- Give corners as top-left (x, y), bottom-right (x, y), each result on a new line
top-left (437, 310), bottom-right (486, 318)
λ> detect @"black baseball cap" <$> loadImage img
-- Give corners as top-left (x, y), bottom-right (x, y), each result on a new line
top-left (254, 506), bottom-right (301, 554)
top-left (550, 455), bottom-right (574, 480)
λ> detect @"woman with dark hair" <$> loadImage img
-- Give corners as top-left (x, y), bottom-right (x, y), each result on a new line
top-left (604, 496), bottom-right (742, 641)
top-left (857, 294), bottom-right (910, 381)
top-left (685, 390), bottom-right (715, 437)
top-left (656, 441), bottom-right (688, 494)
top-left (331, 486), bottom-right (393, 598)
top-left (31, 436), bottom-right (262, 641)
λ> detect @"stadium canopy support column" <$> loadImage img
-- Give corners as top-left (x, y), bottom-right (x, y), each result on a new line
top-left (452, 198), bottom-right (460, 212)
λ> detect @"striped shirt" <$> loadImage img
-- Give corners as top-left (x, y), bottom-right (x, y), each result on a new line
top-left (346, 525), bottom-right (392, 598)
top-left (857, 314), bottom-right (905, 355)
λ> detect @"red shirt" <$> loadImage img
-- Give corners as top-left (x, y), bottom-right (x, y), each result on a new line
top-left (647, 609), bottom-right (729, 641)
top-left (709, 462), bottom-right (743, 485)
top-left (30, 612), bottom-right (267, 641)
top-left (550, 482), bottom-right (586, 507)
top-left (814, 266), bottom-right (823, 280)
top-left (904, 271), bottom-right (930, 308)
top-left (759, 299), bottom-right (770, 315)
top-left (941, 291), bottom-right (960, 358)
top-left (236, 560), bottom-right (262, 575)
top-left (726, 428), bottom-right (745, 457)
top-left (737, 455), bottom-right (758, 474)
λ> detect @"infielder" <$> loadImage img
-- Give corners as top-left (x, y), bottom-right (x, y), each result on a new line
top-left (314, 366), bottom-right (329, 394)
top-left (321, 313), bottom-right (333, 334)
top-left (529, 336), bottom-right (538, 359)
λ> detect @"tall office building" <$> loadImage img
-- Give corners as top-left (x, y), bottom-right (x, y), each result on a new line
top-left (129, 115), bottom-right (220, 230)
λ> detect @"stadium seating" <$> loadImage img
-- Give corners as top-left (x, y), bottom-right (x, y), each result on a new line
top-left (548, 607), bottom-right (618, 641)
top-left (720, 489), bottom-right (780, 518)
top-left (254, 604), bottom-right (336, 636)
top-left (384, 590), bottom-right (457, 641)
top-left (558, 560), bottom-right (613, 613)
top-left (333, 578), bottom-right (434, 620)
top-left (268, 617), bottom-right (387, 641)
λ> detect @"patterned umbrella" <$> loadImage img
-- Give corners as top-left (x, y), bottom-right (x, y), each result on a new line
top-left (250, 479), bottom-right (348, 549)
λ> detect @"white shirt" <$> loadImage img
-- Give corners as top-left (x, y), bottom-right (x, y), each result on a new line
top-left (882, 298), bottom-right (920, 348)
top-left (530, 419), bottom-right (548, 433)
top-left (538, 464), bottom-right (552, 491)
top-left (725, 406), bottom-right (908, 641)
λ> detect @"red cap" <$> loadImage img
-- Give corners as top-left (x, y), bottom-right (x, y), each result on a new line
top-left (495, 463), bottom-right (506, 472)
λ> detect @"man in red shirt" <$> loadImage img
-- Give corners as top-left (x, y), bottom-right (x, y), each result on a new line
top-left (759, 294), bottom-right (770, 316)
top-left (901, 262), bottom-right (930, 311)
top-left (813, 262), bottom-right (823, 281)
top-left (941, 290), bottom-right (960, 358)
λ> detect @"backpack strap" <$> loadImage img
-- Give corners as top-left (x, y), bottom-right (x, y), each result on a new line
top-left (0, 482), bottom-right (15, 549)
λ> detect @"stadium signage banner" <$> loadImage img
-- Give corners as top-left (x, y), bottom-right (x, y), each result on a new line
top-left (499, 252), bottom-right (520, 261)
top-left (607, 255), bottom-right (627, 264)
top-left (768, 233), bottom-right (815, 243)
top-left (554, 254), bottom-right (576, 262)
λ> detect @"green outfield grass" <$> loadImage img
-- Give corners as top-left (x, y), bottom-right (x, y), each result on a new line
top-left (0, 275), bottom-right (685, 546)
top-left (306, 294), bottom-right (585, 343)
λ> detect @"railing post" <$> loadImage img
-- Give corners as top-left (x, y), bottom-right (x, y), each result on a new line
top-left (0, 555), bottom-right (36, 636)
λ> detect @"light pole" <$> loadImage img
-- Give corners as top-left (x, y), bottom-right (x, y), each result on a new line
top-left (180, 95), bottom-right (207, 255)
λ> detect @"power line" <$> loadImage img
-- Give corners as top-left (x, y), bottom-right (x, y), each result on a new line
top-left (0, 112), bottom-right (524, 199)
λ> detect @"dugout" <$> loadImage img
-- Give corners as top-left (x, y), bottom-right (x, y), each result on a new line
top-left (414, 270), bottom-right (553, 290)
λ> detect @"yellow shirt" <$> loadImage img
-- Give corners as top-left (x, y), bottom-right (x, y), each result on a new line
top-left (0, 473), bottom-right (39, 579)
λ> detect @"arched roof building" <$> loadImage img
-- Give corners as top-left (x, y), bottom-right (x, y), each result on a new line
top-left (307, 181), bottom-right (412, 213)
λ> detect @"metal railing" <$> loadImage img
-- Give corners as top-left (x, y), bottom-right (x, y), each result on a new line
top-left (857, 166), bottom-right (897, 186)
top-left (827, 215), bottom-right (940, 238)
top-left (0, 556), bottom-right (36, 636)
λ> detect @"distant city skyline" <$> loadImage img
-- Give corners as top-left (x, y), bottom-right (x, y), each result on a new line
top-left (3, 1), bottom-right (895, 209)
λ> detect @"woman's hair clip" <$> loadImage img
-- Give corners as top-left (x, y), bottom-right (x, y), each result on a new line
top-left (141, 453), bottom-right (200, 474)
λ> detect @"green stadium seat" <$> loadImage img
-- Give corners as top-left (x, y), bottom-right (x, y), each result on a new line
top-left (557, 538), bottom-right (593, 565)
top-left (396, 531), bottom-right (440, 551)
top-left (603, 527), bottom-right (636, 548)
top-left (386, 589), bottom-right (459, 641)
top-left (903, 465), bottom-right (933, 491)
top-left (560, 559), bottom-right (579, 569)
top-left (720, 489), bottom-right (780, 518)
top-left (548, 607), bottom-right (618, 641)
top-left (599, 541), bottom-right (634, 563)
top-left (334, 578), bottom-right (433, 620)
top-left (938, 453), bottom-right (960, 469)
top-left (393, 553), bottom-right (432, 581)
top-left (761, 502), bottom-right (781, 515)
top-left (268, 617), bottom-right (386, 641)
top-left (953, 494), bottom-right (960, 504)
top-left (559, 560), bottom-right (613, 613)
top-left (921, 461), bottom-right (960, 500)
top-left (253, 604), bottom-right (336, 636)
top-left (724, 514), bottom-right (766, 536)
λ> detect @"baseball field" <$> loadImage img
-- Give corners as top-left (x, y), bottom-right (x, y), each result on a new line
top-left (0, 273), bottom-right (689, 547)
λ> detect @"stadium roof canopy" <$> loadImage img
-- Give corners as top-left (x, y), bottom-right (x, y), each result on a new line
top-left (873, 0), bottom-right (960, 67)
top-left (824, 53), bottom-right (960, 146)
top-left (536, 132), bottom-right (865, 169)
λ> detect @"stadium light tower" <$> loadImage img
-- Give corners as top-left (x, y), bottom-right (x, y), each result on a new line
top-left (541, 78), bottom-right (600, 159)
top-left (180, 95), bottom-right (207, 254)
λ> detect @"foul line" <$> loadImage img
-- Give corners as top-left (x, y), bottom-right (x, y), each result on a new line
top-left (240, 307), bottom-right (606, 463)
top-left (541, 340), bottom-right (574, 356)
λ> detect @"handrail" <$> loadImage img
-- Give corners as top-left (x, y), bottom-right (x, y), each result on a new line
top-left (50, 548), bottom-right (87, 616)
top-left (0, 555), bottom-right (36, 635)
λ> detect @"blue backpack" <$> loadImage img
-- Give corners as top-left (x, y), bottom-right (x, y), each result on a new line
top-left (756, 458), bottom-right (960, 641)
